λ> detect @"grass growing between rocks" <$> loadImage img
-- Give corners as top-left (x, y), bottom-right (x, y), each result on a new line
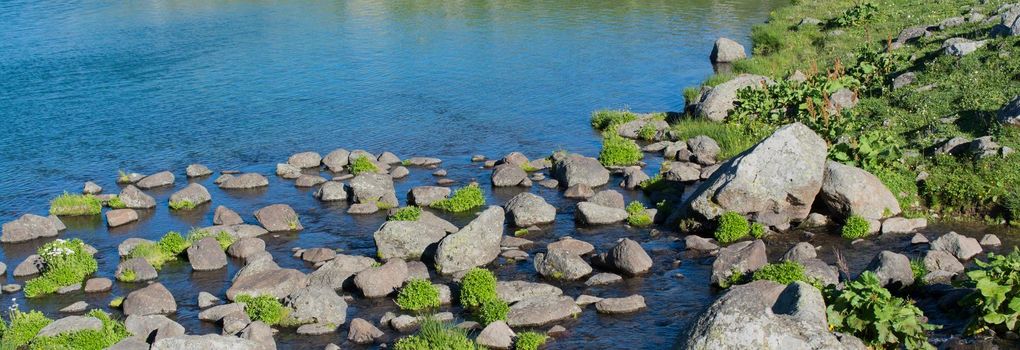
top-left (106, 196), bottom-right (126, 209)
top-left (840, 215), bottom-right (871, 240)
top-left (591, 109), bottom-right (637, 132)
top-left (714, 212), bottom-right (750, 244)
top-left (49, 193), bottom-right (102, 216)
top-left (458, 268), bottom-right (508, 325)
top-left (127, 231), bottom-right (189, 269)
top-left (389, 206), bottom-right (421, 221)
top-left (24, 239), bottom-right (98, 298)
top-left (751, 261), bottom-right (821, 288)
top-left (186, 229), bottom-right (235, 250)
top-left (688, 0), bottom-right (1020, 221)
top-left (235, 294), bottom-right (289, 326)
top-left (430, 184), bottom-right (484, 213)
top-left (670, 118), bottom-right (762, 160)
top-left (29, 310), bottom-right (129, 350)
top-left (0, 308), bottom-right (51, 349)
top-left (349, 156), bottom-right (379, 175)
top-left (394, 318), bottom-right (478, 350)
top-left (514, 331), bottom-right (549, 350)
top-left (168, 199), bottom-right (196, 211)
top-left (598, 134), bottom-right (642, 167)
top-left (396, 279), bottom-right (440, 312)
top-left (824, 271), bottom-right (937, 349)
top-left (625, 201), bottom-right (653, 227)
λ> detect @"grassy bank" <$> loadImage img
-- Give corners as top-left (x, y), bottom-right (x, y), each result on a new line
top-left (677, 0), bottom-right (1020, 223)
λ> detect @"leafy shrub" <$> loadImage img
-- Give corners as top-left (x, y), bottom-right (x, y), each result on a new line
top-left (637, 123), bottom-right (657, 140)
top-left (349, 156), bottom-right (379, 175)
top-left (158, 231), bottom-right (189, 256)
top-left (825, 271), bottom-right (937, 350)
top-left (514, 331), bottom-right (549, 350)
top-left (0, 308), bottom-right (51, 349)
top-left (396, 279), bottom-right (440, 312)
top-left (235, 294), bottom-right (288, 326)
top-left (714, 212), bottom-right (750, 244)
top-left (49, 193), bottom-right (102, 216)
top-left (459, 268), bottom-right (498, 308)
top-left (829, 2), bottom-right (878, 27)
top-left (168, 199), bottom-right (196, 211)
top-left (187, 229), bottom-right (235, 250)
top-left (477, 299), bottom-right (509, 325)
top-left (128, 231), bottom-right (190, 269)
top-left (752, 261), bottom-right (817, 287)
top-left (107, 196), bottom-right (126, 209)
top-left (910, 258), bottom-right (927, 286)
top-left (24, 238), bottom-right (98, 298)
top-left (394, 318), bottom-right (478, 350)
top-left (598, 134), bottom-right (642, 167)
top-left (625, 201), bottom-right (652, 227)
top-left (749, 223), bottom-right (766, 239)
top-left (29, 309), bottom-right (129, 350)
top-left (961, 248), bottom-right (1020, 334)
top-left (841, 215), bottom-right (871, 240)
top-left (430, 184), bottom-right (484, 212)
top-left (591, 109), bottom-right (637, 131)
top-left (390, 206), bottom-right (422, 221)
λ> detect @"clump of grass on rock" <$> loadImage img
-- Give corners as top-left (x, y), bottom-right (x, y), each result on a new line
top-left (591, 109), bottom-right (637, 132)
top-left (396, 279), bottom-right (440, 312)
top-left (625, 201), bottom-right (653, 227)
top-left (29, 309), bottom-right (129, 350)
top-left (841, 215), bottom-right (871, 240)
top-left (24, 238), bottom-right (98, 298)
top-left (235, 294), bottom-right (289, 326)
top-left (168, 199), bottom-right (196, 211)
top-left (128, 231), bottom-right (189, 269)
top-left (514, 331), bottom-right (549, 350)
top-left (389, 206), bottom-right (422, 221)
top-left (186, 229), bottom-right (235, 250)
top-left (752, 261), bottom-right (820, 288)
top-left (49, 193), bottom-right (102, 216)
top-left (349, 156), bottom-right (379, 175)
top-left (598, 134), bottom-right (642, 167)
top-left (714, 211), bottom-right (750, 244)
top-left (430, 184), bottom-right (484, 213)
top-left (394, 318), bottom-right (478, 350)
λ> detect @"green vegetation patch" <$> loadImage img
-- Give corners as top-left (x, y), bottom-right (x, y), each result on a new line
top-left (107, 196), bottom-right (126, 209)
top-left (841, 215), bottom-right (871, 240)
top-left (714, 212), bottom-right (750, 244)
top-left (598, 134), bottom-right (642, 167)
top-left (168, 199), bottom-right (196, 211)
top-left (389, 206), bottom-right (422, 221)
top-left (752, 261), bottom-right (820, 288)
top-left (0, 308), bottom-right (51, 349)
top-left (591, 109), bottom-right (637, 132)
top-left (825, 271), bottom-right (937, 350)
top-left (430, 184), bottom-right (484, 213)
top-left (24, 239), bottom-right (98, 298)
top-left (477, 298), bottom-right (509, 325)
top-left (514, 331), bottom-right (549, 350)
top-left (459, 267), bottom-right (498, 308)
top-left (349, 156), bottom-right (380, 175)
top-left (396, 279), bottom-right (440, 312)
top-left (670, 118), bottom-right (761, 160)
top-left (235, 294), bottom-right (289, 326)
top-left (49, 193), bottom-right (102, 216)
top-left (186, 229), bottom-right (235, 250)
top-left (749, 222), bottom-right (766, 239)
top-left (128, 231), bottom-right (189, 269)
top-left (625, 201), bottom-right (653, 227)
top-left (29, 310), bottom-right (129, 350)
top-left (394, 318), bottom-right (478, 350)
top-left (962, 248), bottom-right (1020, 334)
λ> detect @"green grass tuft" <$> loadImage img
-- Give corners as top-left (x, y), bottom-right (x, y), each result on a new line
top-left (714, 212), bottom-right (750, 244)
top-left (186, 229), bottom-right (235, 250)
top-left (29, 309), bottom-right (129, 350)
top-left (396, 279), bottom-right (440, 312)
top-left (168, 199), bottom-right (196, 211)
top-left (625, 201), bottom-right (653, 227)
top-left (430, 184), bottom-right (484, 213)
top-left (349, 156), bottom-right (380, 175)
top-left (752, 261), bottom-right (819, 288)
top-left (235, 294), bottom-right (289, 326)
top-left (394, 318), bottom-right (478, 350)
top-left (0, 308), bottom-right (52, 349)
top-left (514, 331), bottom-right (549, 350)
top-left (49, 193), bottom-right (102, 216)
top-left (841, 215), bottom-right (871, 240)
top-left (670, 118), bottom-right (761, 160)
top-left (24, 239), bottom-right (98, 298)
top-left (459, 268), bottom-right (498, 309)
top-left (389, 206), bottom-right (422, 221)
top-left (107, 196), bottom-right (126, 209)
top-left (477, 298), bottom-right (509, 325)
top-left (117, 268), bottom-right (136, 282)
top-left (598, 134), bottom-right (643, 167)
top-left (591, 109), bottom-right (637, 132)
top-left (749, 222), bottom-right (766, 239)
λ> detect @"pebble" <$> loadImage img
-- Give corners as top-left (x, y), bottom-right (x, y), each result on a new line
top-left (3, 284), bottom-right (21, 293)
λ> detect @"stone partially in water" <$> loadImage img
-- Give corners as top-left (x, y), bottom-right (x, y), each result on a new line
top-left (219, 173), bottom-right (269, 189)
top-left (354, 259), bottom-right (408, 298)
top-left (169, 183), bottom-right (212, 208)
top-left (213, 206), bottom-right (244, 226)
top-left (136, 171), bottom-right (175, 189)
top-left (2, 214), bottom-right (62, 243)
top-left (187, 237), bottom-right (228, 271)
top-left (575, 202), bottom-right (628, 225)
top-left (534, 250), bottom-right (592, 281)
top-left (434, 206), bottom-right (504, 275)
top-left (186, 164), bottom-right (212, 178)
top-left (123, 283), bottom-right (177, 316)
top-left (504, 192), bottom-right (556, 227)
top-left (710, 240), bottom-right (766, 286)
top-left (496, 281), bottom-right (563, 304)
top-left (254, 204), bottom-right (302, 232)
top-left (507, 295), bottom-right (582, 327)
top-left (595, 295), bottom-right (646, 314)
top-left (227, 268), bottom-right (308, 300)
top-left (551, 153), bottom-right (610, 188)
top-left (348, 318), bottom-right (384, 344)
top-left (710, 37), bottom-right (746, 63)
top-left (288, 151), bottom-right (322, 168)
top-left (603, 238), bottom-right (653, 276)
top-left (374, 220), bottom-right (445, 261)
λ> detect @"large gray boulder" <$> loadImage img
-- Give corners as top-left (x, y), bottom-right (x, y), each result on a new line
top-left (603, 238), bottom-right (653, 276)
top-left (353, 259), bottom-right (408, 298)
top-left (682, 281), bottom-right (865, 349)
top-left (214, 206), bottom-right (244, 226)
top-left (288, 151), bottom-right (322, 168)
top-left (151, 334), bottom-right (263, 350)
top-left (226, 268), bottom-right (308, 300)
top-left (349, 173), bottom-right (398, 207)
top-left (491, 164), bottom-right (528, 187)
top-left (314, 181), bottom-right (348, 202)
top-left (37, 315), bottom-right (103, 337)
top-left (285, 286), bottom-right (348, 325)
top-left (506, 295), bottom-right (582, 327)
top-left (323, 149), bottom-right (351, 172)
top-left (434, 206), bottom-right (505, 274)
top-left (710, 37), bottom-right (746, 63)
top-left (930, 232), bottom-right (982, 260)
top-left (695, 74), bottom-right (773, 122)
top-left (575, 202), bottom-right (628, 225)
top-left (137, 171), bottom-right (175, 189)
top-left (123, 283), bottom-right (177, 316)
top-left (373, 220), bottom-right (446, 261)
top-left (533, 249), bottom-right (592, 280)
top-left (169, 183), bottom-right (212, 208)
top-left (818, 161), bottom-right (900, 220)
top-left (711, 240), bottom-right (767, 286)
top-left (254, 204), bottom-right (302, 232)
top-left (551, 153), bottom-right (610, 188)
top-left (2, 214), bottom-right (61, 243)
top-left (187, 237), bottom-right (228, 271)
top-left (409, 186), bottom-right (450, 206)
top-left (687, 123), bottom-right (826, 227)
top-left (863, 251), bottom-right (913, 288)
top-left (688, 135), bottom-right (721, 165)
top-left (999, 96), bottom-right (1020, 126)
top-left (219, 173), bottom-right (269, 189)
top-left (308, 254), bottom-right (376, 291)
top-left (496, 281), bottom-right (563, 304)
top-left (504, 192), bottom-right (556, 227)
top-left (120, 185), bottom-right (156, 209)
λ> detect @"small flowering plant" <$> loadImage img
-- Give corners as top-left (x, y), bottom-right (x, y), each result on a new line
top-left (24, 238), bottom-right (98, 298)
